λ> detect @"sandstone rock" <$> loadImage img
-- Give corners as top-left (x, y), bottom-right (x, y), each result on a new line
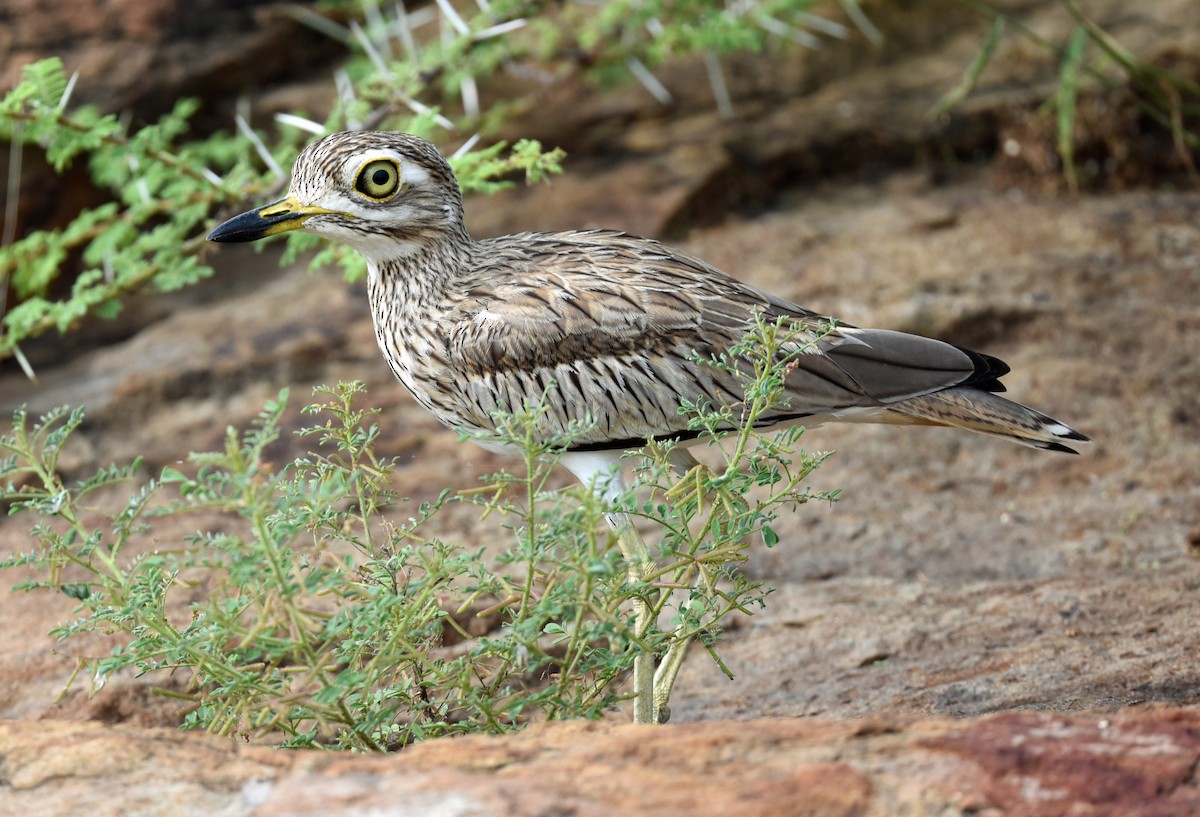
top-left (0, 0), bottom-right (341, 117)
top-left (3, 711), bottom-right (1200, 816)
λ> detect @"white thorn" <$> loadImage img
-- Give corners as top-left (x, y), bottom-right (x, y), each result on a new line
top-left (451, 132), bottom-right (481, 158)
top-left (433, 0), bottom-right (470, 36)
top-left (334, 69), bottom-right (362, 130)
top-left (235, 114), bottom-right (285, 179)
top-left (126, 155), bottom-right (151, 204)
top-left (400, 92), bottom-right (456, 130)
top-left (235, 96), bottom-right (252, 127)
top-left (351, 20), bottom-right (392, 79)
top-left (363, 0), bottom-right (393, 58)
top-left (56, 71), bottom-right (79, 112)
top-left (282, 5), bottom-right (351, 44)
top-left (725, 0), bottom-right (755, 19)
top-left (799, 12), bottom-right (849, 39)
top-left (334, 68), bottom-right (356, 103)
top-left (473, 18), bottom-right (526, 40)
top-left (840, 0), bottom-right (882, 44)
top-left (12, 344), bottom-right (36, 382)
top-left (392, 1), bottom-right (420, 62)
top-left (460, 74), bottom-right (479, 119)
top-left (358, 8), bottom-right (453, 128)
top-left (626, 57), bottom-right (673, 105)
top-left (756, 14), bottom-right (821, 48)
top-left (400, 4), bottom-right (437, 27)
top-left (703, 51), bottom-right (734, 120)
top-left (274, 112), bottom-right (327, 135)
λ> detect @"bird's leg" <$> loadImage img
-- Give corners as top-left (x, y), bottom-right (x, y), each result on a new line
top-left (564, 448), bottom-right (721, 724)
top-left (651, 629), bottom-right (691, 723)
top-left (561, 452), bottom-right (659, 724)
top-left (610, 513), bottom-right (657, 724)
top-left (648, 446), bottom-right (706, 723)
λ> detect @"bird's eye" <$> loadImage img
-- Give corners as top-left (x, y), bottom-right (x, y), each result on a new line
top-left (354, 159), bottom-right (402, 200)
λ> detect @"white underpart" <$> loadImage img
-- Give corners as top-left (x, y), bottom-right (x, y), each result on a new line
top-left (560, 450), bottom-right (626, 502)
top-left (560, 450), bottom-right (630, 530)
top-left (560, 446), bottom-right (703, 531)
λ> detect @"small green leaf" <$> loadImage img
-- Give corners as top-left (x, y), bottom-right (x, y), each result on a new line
top-left (159, 467), bottom-right (188, 483)
top-left (60, 583), bottom-right (91, 600)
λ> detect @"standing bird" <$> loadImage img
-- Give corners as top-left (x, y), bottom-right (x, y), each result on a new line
top-left (209, 131), bottom-right (1088, 722)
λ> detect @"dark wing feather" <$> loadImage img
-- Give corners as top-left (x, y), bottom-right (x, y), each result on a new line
top-left (439, 230), bottom-right (1001, 448)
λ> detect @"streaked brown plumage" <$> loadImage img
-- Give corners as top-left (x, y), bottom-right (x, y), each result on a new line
top-left (210, 130), bottom-right (1088, 468)
top-left (210, 130), bottom-right (1090, 725)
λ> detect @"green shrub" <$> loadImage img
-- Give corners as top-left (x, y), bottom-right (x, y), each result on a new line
top-left (1, 317), bottom-right (837, 748)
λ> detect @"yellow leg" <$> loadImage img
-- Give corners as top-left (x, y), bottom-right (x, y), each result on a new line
top-left (563, 449), bottom-right (704, 725)
top-left (651, 447), bottom-right (706, 722)
top-left (652, 631), bottom-right (691, 723)
top-left (614, 521), bottom-right (656, 724)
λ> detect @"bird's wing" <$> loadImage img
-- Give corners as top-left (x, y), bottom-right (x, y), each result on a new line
top-left (441, 230), bottom-right (999, 449)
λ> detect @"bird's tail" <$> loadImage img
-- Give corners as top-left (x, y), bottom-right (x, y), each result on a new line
top-left (886, 387), bottom-right (1090, 454)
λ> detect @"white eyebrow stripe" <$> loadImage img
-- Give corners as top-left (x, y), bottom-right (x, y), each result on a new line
top-left (401, 162), bottom-right (430, 187)
top-left (340, 150), bottom-right (413, 187)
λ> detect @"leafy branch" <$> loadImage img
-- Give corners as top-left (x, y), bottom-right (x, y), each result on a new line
top-left (0, 55), bottom-right (564, 369)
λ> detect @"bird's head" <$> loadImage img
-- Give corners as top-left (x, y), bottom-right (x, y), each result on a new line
top-left (208, 131), bottom-right (467, 263)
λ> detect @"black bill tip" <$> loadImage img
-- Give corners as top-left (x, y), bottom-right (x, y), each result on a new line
top-left (208, 202), bottom-right (303, 243)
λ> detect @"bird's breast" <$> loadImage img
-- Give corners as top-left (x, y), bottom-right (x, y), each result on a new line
top-left (366, 272), bottom-right (483, 433)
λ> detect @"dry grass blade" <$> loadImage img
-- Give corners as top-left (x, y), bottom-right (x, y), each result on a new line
top-left (928, 16), bottom-right (1005, 119)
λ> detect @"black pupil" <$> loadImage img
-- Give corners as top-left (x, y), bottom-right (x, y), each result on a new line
top-left (371, 168), bottom-right (390, 186)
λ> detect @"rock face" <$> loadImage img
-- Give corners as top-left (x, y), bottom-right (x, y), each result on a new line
top-left (2, 0), bottom-right (1200, 814)
top-left (0, 0), bottom-right (340, 116)
top-left (3, 711), bottom-right (1200, 816)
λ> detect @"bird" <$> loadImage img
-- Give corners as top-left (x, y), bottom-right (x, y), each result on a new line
top-left (208, 130), bottom-right (1089, 722)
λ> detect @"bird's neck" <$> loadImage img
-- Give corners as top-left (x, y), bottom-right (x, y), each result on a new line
top-left (365, 230), bottom-right (474, 310)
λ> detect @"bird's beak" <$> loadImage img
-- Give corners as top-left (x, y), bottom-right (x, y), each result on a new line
top-left (207, 195), bottom-right (339, 243)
